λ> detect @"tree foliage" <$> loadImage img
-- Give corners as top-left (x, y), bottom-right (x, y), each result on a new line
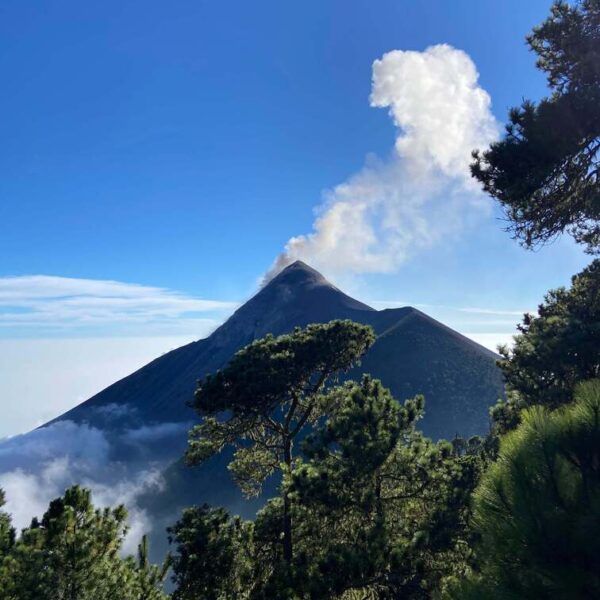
top-left (176, 376), bottom-right (484, 599)
top-left (168, 505), bottom-right (254, 600)
top-left (447, 380), bottom-right (600, 600)
top-left (187, 320), bottom-right (375, 564)
top-left (493, 259), bottom-right (600, 433)
top-left (0, 486), bottom-right (169, 600)
top-left (471, 0), bottom-right (600, 252)
top-left (136, 534), bottom-right (172, 600)
top-left (279, 377), bottom-right (482, 599)
top-left (0, 490), bottom-right (14, 560)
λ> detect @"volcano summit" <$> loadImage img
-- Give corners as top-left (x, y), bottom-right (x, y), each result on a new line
top-left (55, 261), bottom-right (504, 442)
top-left (0, 262), bottom-right (505, 554)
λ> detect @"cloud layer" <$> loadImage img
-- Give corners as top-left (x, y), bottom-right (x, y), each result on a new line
top-left (0, 417), bottom-right (188, 554)
top-left (267, 44), bottom-right (499, 279)
top-left (0, 275), bottom-right (237, 335)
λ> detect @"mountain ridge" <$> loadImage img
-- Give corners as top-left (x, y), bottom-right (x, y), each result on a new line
top-left (26, 261), bottom-right (507, 562)
top-left (53, 261), bottom-right (503, 442)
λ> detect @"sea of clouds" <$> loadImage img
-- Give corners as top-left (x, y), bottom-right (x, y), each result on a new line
top-left (0, 409), bottom-right (190, 554)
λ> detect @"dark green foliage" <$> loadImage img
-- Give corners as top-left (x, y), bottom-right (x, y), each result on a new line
top-left (0, 486), bottom-right (168, 600)
top-left (189, 319), bottom-right (375, 418)
top-left (0, 490), bottom-right (14, 559)
top-left (447, 380), bottom-right (600, 600)
top-left (471, 0), bottom-right (600, 252)
top-left (187, 320), bottom-right (375, 563)
top-left (1, 485), bottom-right (131, 600)
top-left (0, 490), bottom-right (15, 591)
top-left (495, 259), bottom-right (600, 432)
top-left (168, 505), bottom-right (253, 599)
top-left (187, 319), bottom-right (376, 475)
top-left (177, 376), bottom-right (484, 599)
top-left (280, 377), bottom-right (482, 599)
top-left (136, 535), bottom-right (172, 600)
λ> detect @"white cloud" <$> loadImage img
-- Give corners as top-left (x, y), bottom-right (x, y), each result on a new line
top-left (0, 276), bottom-right (236, 436)
top-left (266, 44), bottom-right (499, 280)
top-left (0, 468), bottom-right (54, 531)
top-left (122, 422), bottom-right (189, 444)
top-left (370, 45), bottom-right (498, 182)
top-left (0, 420), bottom-right (183, 553)
top-left (369, 300), bottom-right (532, 317)
top-left (0, 275), bottom-right (237, 332)
top-left (79, 469), bottom-right (165, 555)
top-left (0, 420), bottom-right (111, 468)
top-left (0, 462), bottom-right (163, 555)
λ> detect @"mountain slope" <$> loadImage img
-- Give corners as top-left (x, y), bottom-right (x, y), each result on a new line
top-left (14, 260), bottom-right (507, 562)
top-left (357, 308), bottom-right (500, 439)
top-left (56, 261), bottom-right (503, 442)
top-left (55, 261), bottom-right (376, 428)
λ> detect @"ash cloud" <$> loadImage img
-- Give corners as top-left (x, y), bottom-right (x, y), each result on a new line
top-left (267, 44), bottom-right (499, 281)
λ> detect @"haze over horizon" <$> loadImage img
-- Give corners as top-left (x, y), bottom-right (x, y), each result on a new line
top-left (0, 0), bottom-right (589, 437)
top-left (0, 262), bottom-right (567, 437)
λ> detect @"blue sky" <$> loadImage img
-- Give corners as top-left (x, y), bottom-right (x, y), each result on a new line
top-left (0, 0), bottom-right (589, 435)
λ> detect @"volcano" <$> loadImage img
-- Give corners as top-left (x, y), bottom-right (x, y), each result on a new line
top-left (56, 260), bottom-right (503, 441)
top-left (5, 261), bottom-right (504, 558)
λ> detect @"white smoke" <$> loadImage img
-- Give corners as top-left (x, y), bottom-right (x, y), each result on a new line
top-left (267, 44), bottom-right (499, 279)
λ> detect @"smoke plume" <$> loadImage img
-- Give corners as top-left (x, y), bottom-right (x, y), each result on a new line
top-left (267, 44), bottom-right (499, 280)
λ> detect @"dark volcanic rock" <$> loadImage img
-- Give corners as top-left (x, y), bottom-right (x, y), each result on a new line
top-left (55, 260), bottom-right (502, 440)
top-left (38, 260), bottom-right (506, 561)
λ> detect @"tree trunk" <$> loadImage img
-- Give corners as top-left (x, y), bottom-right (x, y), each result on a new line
top-left (375, 470), bottom-right (383, 520)
top-left (282, 438), bottom-right (293, 564)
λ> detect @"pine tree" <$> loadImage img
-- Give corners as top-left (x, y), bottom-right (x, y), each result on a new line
top-left (281, 377), bottom-right (481, 599)
top-left (169, 505), bottom-right (254, 600)
top-left (186, 320), bottom-right (375, 567)
top-left (134, 534), bottom-right (171, 600)
top-left (491, 259), bottom-right (600, 433)
top-left (0, 490), bottom-right (14, 559)
top-left (447, 380), bottom-right (600, 600)
top-left (471, 0), bottom-right (600, 252)
top-left (0, 486), bottom-right (169, 600)
top-left (175, 376), bottom-right (483, 599)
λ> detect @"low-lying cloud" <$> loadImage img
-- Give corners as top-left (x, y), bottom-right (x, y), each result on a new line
top-left (0, 275), bottom-right (237, 334)
top-left (0, 417), bottom-right (189, 554)
top-left (267, 44), bottom-right (499, 280)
